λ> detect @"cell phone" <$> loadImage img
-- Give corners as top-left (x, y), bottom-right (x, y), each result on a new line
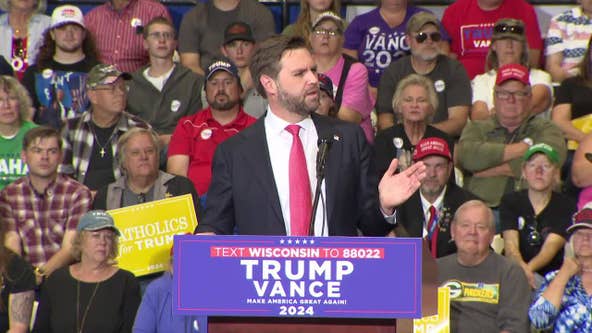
top-left (564, 241), bottom-right (575, 259)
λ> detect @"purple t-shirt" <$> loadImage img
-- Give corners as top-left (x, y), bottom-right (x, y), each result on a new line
top-left (344, 7), bottom-right (444, 87)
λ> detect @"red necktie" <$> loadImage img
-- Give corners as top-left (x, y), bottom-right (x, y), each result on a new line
top-left (427, 205), bottom-right (439, 258)
top-left (286, 125), bottom-right (312, 236)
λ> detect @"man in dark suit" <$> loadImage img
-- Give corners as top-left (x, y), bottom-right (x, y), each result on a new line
top-left (393, 137), bottom-right (477, 257)
top-left (196, 35), bottom-right (426, 236)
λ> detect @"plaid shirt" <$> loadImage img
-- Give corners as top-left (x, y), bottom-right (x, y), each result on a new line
top-left (59, 110), bottom-right (150, 184)
top-left (0, 174), bottom-right (92, 267)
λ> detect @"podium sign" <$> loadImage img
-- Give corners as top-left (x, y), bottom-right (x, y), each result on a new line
top-left (174, 235), bottom-right (422, 319)
top-left (413, 287), bottom-right (450, 333)
top-left (109, 194), bottom-right (198, 276)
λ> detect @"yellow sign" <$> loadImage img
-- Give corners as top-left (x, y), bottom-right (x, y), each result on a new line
top-left (568, 114), bottom-right (592, 150)
top-left (108, 194), bottom-right (198, 276)
top-left (413, 287), bottom-right (450, 333)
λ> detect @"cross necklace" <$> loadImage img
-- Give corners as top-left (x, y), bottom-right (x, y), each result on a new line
top-left (89, 122), bottom-right (117, 158)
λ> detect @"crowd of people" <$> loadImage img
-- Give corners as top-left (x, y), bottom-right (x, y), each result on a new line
top-left (1, 0), bottom-right (592, 331)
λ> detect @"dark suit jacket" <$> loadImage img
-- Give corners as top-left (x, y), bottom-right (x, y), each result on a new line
top-left (396, 183), bottom-right (477, 257)
top-left (197, 113), bottom-right (392, 236)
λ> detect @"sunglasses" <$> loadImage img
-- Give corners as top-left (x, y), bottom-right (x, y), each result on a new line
top-left (493, 24), bottom-right (524, 35)
top-left (414, 32), bottom-right (442, 43)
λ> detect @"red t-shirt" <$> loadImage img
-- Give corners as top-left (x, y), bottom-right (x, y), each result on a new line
top-left (442, 0), bottom-right (543, 79)
top-left (167, 107), bottom-right (256, 195)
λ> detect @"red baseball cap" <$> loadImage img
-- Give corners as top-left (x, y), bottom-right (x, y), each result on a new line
top-left (567, 208), bottom-right (592, 234)
top-left (495, 63), bottom-right (530, 86)
top-left (412, 137), bottom-right (452, 162)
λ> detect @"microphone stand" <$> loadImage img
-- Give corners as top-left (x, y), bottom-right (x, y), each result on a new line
top-left (308, 139), bottom-right (332, 236)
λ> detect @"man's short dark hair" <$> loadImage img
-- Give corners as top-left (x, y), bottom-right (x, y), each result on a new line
top-left (22, 126), bottom-right (62, 151)
top-left (143, 16), bottom-right (176, 40)
top-left (249, 35), bottom-right (308, 98)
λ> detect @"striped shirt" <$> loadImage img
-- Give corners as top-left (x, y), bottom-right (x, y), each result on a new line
top-left (546, 7), bottom-right (592, 76)
top-left (0, 175), bottom-right (92, 267)
top-left (84, 0), bottom-right (172, 73)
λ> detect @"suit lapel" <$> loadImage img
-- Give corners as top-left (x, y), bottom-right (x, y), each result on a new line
top-left (238, 119), bottom-right (285, 229)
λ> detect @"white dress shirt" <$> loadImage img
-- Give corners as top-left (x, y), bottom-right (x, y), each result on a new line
top-left (264, 108), bottom-right (328, 236)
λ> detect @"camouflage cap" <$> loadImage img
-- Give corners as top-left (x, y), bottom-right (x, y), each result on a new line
top-left (86, 64), bottom-right (131, 89)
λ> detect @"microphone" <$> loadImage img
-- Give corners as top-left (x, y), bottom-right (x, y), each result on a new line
top-left (309, 135), bottom-right (335, 236)
top-left (316, 137), bottom-right (334, 177)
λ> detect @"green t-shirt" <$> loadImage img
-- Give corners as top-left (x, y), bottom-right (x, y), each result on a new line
top-left (0, 121), bottom-right (37, 190)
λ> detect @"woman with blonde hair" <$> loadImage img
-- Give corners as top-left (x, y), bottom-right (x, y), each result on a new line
top-left (500, 144), bottom-right (576, 289)
top-left (0, 0), bottom-right (50, 80)
top-left (374, 73), bottom-right (453, 176)
top-left (282, 0), bottom-right (340, 42)
top-left (0, 75), bottom-right (36, 190)
top-left (33, 210), bottom-right (141, 333)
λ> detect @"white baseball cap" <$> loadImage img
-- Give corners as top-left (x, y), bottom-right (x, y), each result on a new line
top-left (50, 5), bottom-right (85, 29)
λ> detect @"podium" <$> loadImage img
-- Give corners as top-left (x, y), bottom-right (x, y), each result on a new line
top-left (173, 235), bottom-right (439, 333)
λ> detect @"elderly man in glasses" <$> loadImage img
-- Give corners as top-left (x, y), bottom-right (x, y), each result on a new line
top-left (60, 64), bottom-right (150, 192)
top-left (376, 12), bottom-right (470, 137)
top-left (458, 64), bottom-right (566, 232)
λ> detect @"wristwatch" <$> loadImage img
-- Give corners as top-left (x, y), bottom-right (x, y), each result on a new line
top-left (523, 137), bottom-right (533, 147)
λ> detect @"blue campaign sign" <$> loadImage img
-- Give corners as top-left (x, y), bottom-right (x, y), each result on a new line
top-left (173, 235), bottom-right (422, 319)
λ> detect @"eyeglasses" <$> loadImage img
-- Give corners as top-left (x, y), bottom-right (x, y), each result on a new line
top-left (415, 32), bottom-right (442, 43)
top-left (493, 24), bottom-right (524, 35)
top-left (147, 31), bottom-right (175, 40)
top-left (494, 89), bottom-right (530, 100)
top-left (312, 29), bottom-right (341, 37)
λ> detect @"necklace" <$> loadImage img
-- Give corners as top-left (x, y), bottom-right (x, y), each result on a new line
top-left (76, 280), bottom-right (100, 333)
top-left (89, 122), bottom-right (117, 158)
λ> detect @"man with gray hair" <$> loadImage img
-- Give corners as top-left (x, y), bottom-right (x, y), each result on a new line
top-left (60, 64), bottom-right (149, 191)
top-left (438, 200), bottom-right (530, 333)
top-left (376, 11), bottom-right (471, 135)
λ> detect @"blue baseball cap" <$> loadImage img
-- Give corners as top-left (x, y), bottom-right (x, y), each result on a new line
top-left (206, 59), bottom-right (240, 82)
top-left (77, 210), bottom-right (121, 236)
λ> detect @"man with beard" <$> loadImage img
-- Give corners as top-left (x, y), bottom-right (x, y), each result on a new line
top-left (22, 5), bottom-right (99, 129)
top-left (376, 12), bottom-right (471, 136)
top-left (167, 59), bottom-right (256, 198)
top-left (391, 137), bottom-right (477, 258)
top-left (196, 35), bottom-right (426, 236)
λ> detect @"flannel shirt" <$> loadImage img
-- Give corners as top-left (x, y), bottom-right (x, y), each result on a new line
top-left (59, 110), bottom-right (150, 184)
top-left (0, 174), bottom-right (92, 267)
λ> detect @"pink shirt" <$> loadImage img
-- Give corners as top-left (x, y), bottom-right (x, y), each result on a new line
top-left (325, 56), bottom-right (375, 143)
top-left (85, 0), bottom-right (172, 73)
